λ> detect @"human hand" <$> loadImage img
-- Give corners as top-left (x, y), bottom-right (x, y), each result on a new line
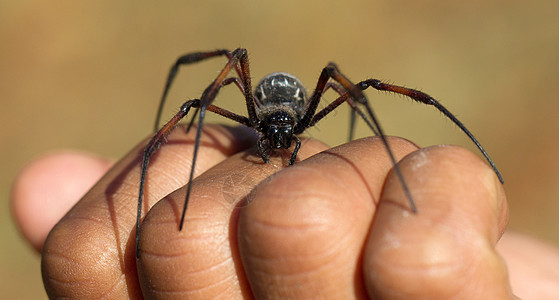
top-left (11, 124), bottom-right (559, 299)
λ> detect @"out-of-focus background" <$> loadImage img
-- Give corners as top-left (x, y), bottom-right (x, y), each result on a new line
top-left (1, 1), bottom-right (558, 298)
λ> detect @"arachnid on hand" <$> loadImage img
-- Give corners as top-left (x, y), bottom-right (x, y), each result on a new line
top-left (135, 48), bottom-right (503, 258)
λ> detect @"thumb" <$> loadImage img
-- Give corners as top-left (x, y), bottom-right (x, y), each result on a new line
top-left (11, 150), bottom-right (113, 252)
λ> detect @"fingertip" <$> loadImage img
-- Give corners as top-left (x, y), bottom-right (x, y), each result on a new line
top-left (11, 150), bottom-right (112, 252)
top-left (364, 145), bottom-right (512, 299)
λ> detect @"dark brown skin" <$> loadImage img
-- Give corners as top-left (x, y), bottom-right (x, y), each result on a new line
top-left (10, 124), bottom-right (559, 299)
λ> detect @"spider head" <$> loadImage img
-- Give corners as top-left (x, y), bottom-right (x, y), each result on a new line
top-left (266, 111), bottom-right (295, 149)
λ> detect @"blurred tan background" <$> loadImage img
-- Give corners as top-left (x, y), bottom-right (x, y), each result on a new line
top-left (1, 0), bottom-right (558, 298)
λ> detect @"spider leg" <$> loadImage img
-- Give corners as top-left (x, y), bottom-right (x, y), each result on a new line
top-left (322, 82), bottom-right (375, 139)
top-left (289, 136), bottom-right (302, 165)
top-left (185, 77), bottom-right (246, 133)
top-left (136, 48), bottom-right (250, 258)
top-left (296, 63), bottom-right (417, 214)
top-left (137, 99), bottom-right (199, 258)
top-left (257, 136), bottom-right (269, 163)
top-left (179, 48), bottom-right (249, 230)
top-left (180, 50), bottom-right (257, 130)
top-left (308, 82), bottom-right (379, 136)
top-left (236, 51), bottom-right (258, 127)
top-left (136, 100), bottom-right (250, 258)
top-left (154, 49), bottom-right (248, 131)
top-left (358, 79), bottom-right (504, 184)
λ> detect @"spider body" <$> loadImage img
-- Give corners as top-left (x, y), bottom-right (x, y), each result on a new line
top-left (254, 72), bottom-right (307, 163)
top-left (135, 48), bottom-right (503, 258)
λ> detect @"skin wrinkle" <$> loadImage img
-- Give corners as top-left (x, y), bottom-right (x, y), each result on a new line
top-left (44, 253), bottom-right (125, 298)
top-left (243, 204), bottom-right (367, 296)
top-left (151, 282), bottom-right (239, 300)
top-left (251, 264), bottom-right (353, 299)
top-left (43, 253), bottom-right (78, 284)
top-left (45, 227), bottom-right (122, 280)
top-left (242, 212), bottom-right (332, 231)
top-left (318, 137), bottom-right (417, 199)
top-left (151, 258), bottom-right (235, 289)
top-left (59, 213), bottom-right (134, 258)
top-left (141, 231), bottom-right (230, 258)
top-left (257, 160), bottom-right (376, 219)
top-left (152, 194), bottom-right (233, 232)
top-left (244, 221), bottom-right (349, 266)
top-left (267, 185), bottom-right (358, 226)
top-left (147, 210), bottom-right (226, 228)
top-left (297, 164), bottom-right (372, 205)
top-left (97, 274), bottom-right (127, 300)
top-left (141, 198), bottom-right (242, 298)
top-left (67, 215), bottom-right (114, 230)
top-left (269, 259), bottom-right (348, 286)
top-left (244, 193), bottom-right (368, 273)
top-left (142, 234), bottom-right (227, 258)
top-left (242, 228), bottom-right (341, 268)
top-left (147, 259), bottom-right (241, 297)
top-left (221, 172), bottom-right (259, 204)
top-left (144, 165), bottom-right (190, 196)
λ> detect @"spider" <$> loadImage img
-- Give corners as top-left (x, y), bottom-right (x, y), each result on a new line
top-left (135, 48), bottom-right (503, 258)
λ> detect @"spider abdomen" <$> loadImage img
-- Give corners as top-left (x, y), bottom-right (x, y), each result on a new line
top-left (254, 72), bottom-right (307, 116)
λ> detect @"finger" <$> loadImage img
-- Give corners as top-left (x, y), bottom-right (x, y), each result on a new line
top-left (238, 137), bottom-right (419, 299)
top-left (497, 231), bottom-right (559, 299)
top-left (11, 150), bottom-right (113, 252)
top-left (137, 138), bottom-right (329, 299)
top-left (364, 145), bottom-right (512, 299)
top-left (41, 125), bottom-right (256, 299)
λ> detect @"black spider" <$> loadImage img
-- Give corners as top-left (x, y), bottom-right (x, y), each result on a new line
top-left (135, 48), bottom-right (503, 258)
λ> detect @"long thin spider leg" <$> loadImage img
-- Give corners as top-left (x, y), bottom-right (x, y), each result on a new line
top-left (137, 99), bottom-right (200, 258)
top-left (178, 48), bottom-right (247, 230)
top-left (179, 106), bottom-right (205, 230)
top-left (299, 63), bottom-right (417, 213)
top-left (359, 79), bottom-right (504, 184)
top-left (154, 49), bottom-right (234, 131)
